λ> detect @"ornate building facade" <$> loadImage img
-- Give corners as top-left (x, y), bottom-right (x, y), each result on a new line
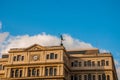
top-left (0, 44), bottom-right (118, 80)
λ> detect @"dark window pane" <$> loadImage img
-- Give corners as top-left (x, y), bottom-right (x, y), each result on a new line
top-left (46, 54), bottom-right (49, 59)
top-left (55, 54), bottom-right (57, 59)
top-left (106, 61), bottom-right (109, 66)
top-left (49, 67), bottom-right (53, 76)
top-left (21, 56), bottom-right (24, 61)
top-left (107, 75), bottom-right (110, 80)
top-left (101, 60), bottom-right (105, 66)
top-left (20, 70), bottom-right (22, 77)
top-left (50, 53), bottom-right (54, 59)
top-left (98, 61), bottom-right (100, 66)
top-left (98, 75), bottom-right (101, 80)
top-left (54, 68), bottom-right (57, 76)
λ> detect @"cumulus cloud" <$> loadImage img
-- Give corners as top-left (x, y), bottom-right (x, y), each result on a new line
top-left (0, 21), bottom-right (2, 29)
top-left (0, 33), bottom-right (94, 53)
top-left (115, 60), bottom-right (120, 79)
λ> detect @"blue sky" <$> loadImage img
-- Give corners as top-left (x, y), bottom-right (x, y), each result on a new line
top-left (0, 0), bottom-right (120, 68)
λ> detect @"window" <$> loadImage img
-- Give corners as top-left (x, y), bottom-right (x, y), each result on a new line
top-left (79, 75), bottom-right (82, 80)
top-left (93, 75), bottom-right (96, 80)
top-left (101, 60), bottom-right (105, 66)
top-left (21, 56), bottom-right (24, 61)
top-left (55, 54), bottom-right (57, 59)
top-left (106, 61), bottom-right (109, 66)
top-left (79, 62), bottom-right (82, 67)
top-left (88, 74), bottom-right (91, 80)
top-left (46, 54), bottom-right (49, 59)
top-left (49, 67), bottom-right (53, 76)
top-left (54, 68), bottom-right (57, 76)
top-left (50, 53), bottom-right (54, 59)
top-left (17, 55), bottom-right (21, 61)
top-left (15, 69), bottom-right (19, 77)
top-left (11, 69), bottom-right (14, 78)
top-left (98, 75), bottom-right (102, 80)
top-left (37, 69), bottom-right (39, 76)
top-left (71, 62), bottom-right (74, 67)
top-left (107, 75), bottom-right (110, 80)
top-left (88, 60), bottom-right (91, 66)
top-left (28, 68), bottom-right (31, 77)
top-left (32, 68), bottom-right (36, 76)
top-left (74, 60), bottom-right (78, 67)
top-left (84, 75), bottom-right (87, 80)
top-left (20, 70), bottom-right (22, 77)
top-left (13, 56), bottom-right (16, 61)
top-left (98, 61), bottom-right (100, 66)
top-left (102, 74), bottom-right (106, 80)
top-left (84, 61), bottom-right (87, 67)
top-left (92, 61), bottom-right (95, 66)
top-left (45, 68), bottom-right (48, 76)
top-left (71, 75), bottom-right (74, 80)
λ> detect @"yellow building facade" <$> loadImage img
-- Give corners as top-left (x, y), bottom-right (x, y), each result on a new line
top-left (0, 44), bottom-right (118, 80)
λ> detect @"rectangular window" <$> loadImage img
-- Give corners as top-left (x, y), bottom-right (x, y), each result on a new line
top-left (55, 54), bottom-right (57, 59)
top-left (45, 68), bottom-right (48, 76)
top-left (17, 55), bottom-right (21, 61)
top-left (13, 56), bottom-right (16, 61)
top-left (79, 75), bottom-right (82, 80)
top-left (84, 75), bottom-right (87, 80)
top-left (88, 60), bottom-right (91, 66)
top-left (46, 54), bottom-right (49, 59)
top-left (84, 61), bottom-right (87, 67)
top-left (98, 61), bottom-right (100, 66)
top-left (101, 60), bottom-right (105, 66)
top-left (21, 56), bottom-right (24, 61)
top-left (20, 70), bottom-right (22, 77)
top-left (93, 75), bottom-right (96, 80)
top-left (54, 68), bottom-right (57, 76)
top-left (50, 53), bottom-right (54, 59)
top-left (49, 67), bottom-right (53, 76)
top-left (71, 62), bottom-right (74, 67)
top-left (106, 61), bottom-right (109, 66)
top-left (92, 61), bottom-right (95, 66)
top-left (79, 62), bottom-right (82, 67)
top-left (98, 75), bottom-right (101, 80)
top-left (74, 60), bottom-right (78, 67)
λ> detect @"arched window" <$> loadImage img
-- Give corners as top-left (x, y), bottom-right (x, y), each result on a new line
top-left (84, 75), bottom-right (87, 80)
top-left (49, 67), bottom-right (53, 76)
top-left (101, 60), bottom-right (105, 66)
top-left (106, 61), bottom-right (109, 66)
top-left (102, 74), bottom-right (106, 80)
top-left (15, 69), bottom-right (19, 77)
top-left (98, 75), bottom-right (102, 80)
top-left (20, 70), bottom-right (22, 77)
top-left (107, 75), bottom-right (110, 80)
top-left (88, 60), bottom-right (91, 66)
top-left (50, 53), bottom-right (54, 59)
top-left (37, 69), bottom-right (39, 76)
top-left (28, 68), bottom-right (31, 77)
top-left (46, 54), bottom-right (49, 59)
top-left (45, 68), bottom-right (48, 76)
top-left (93, 75), bottom-right (96, 80)
top-left (13, 56), bottom-right (16, 61)
top-left (88, 74), bottom-right (91, 80)
top-left (11, 69), bottom-right (14, 78)
top-left (21, 56), bottom-right (24, 61)
top-left (32, 68), bottom-right (36, 76)
top-left (54, 68), bottom-right (57, 76)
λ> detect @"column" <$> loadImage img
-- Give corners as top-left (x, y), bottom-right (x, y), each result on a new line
top-left (25, 67), bottom-right (28, 77)
top-left (57, 65), bottom-right (60, 76)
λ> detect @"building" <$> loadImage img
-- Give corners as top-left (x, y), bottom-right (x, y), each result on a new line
top-left (0, 44), bottom-right (118, 80)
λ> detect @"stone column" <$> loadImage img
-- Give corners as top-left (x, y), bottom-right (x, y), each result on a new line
top-left (57, 65), bottom-right (60, 76)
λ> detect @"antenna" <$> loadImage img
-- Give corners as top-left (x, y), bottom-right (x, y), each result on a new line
top-left (60, 35), bottom-right (64, 46)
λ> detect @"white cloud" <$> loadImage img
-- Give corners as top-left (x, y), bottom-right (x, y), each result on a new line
top-left (99, 49), bottom-right (110, 53)
top-left (115, 60), bottom-right (120, 79)
top-left (0, 33), bottom-right (94, 53)
top-left (0, 21), bottom-right (2, 29)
